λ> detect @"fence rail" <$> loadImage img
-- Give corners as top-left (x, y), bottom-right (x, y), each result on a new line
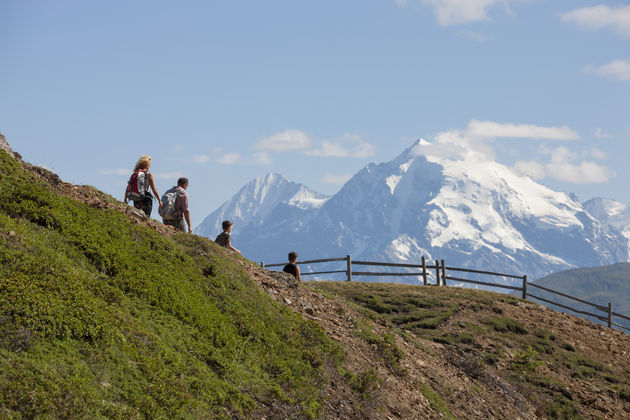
top-left (261, 255), bottom-right (630, 334)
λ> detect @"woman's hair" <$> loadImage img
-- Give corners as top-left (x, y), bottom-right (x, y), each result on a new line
top-left (134, 155), bottom-right (152, 171)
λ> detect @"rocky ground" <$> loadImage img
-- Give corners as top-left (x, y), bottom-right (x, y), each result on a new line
top-left (247, 267), bottom-right (630, 419)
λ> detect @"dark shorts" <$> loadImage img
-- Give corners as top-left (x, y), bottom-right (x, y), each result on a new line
top-left (164, 218), bottom-right (186, 232)
top-left (133, 192), bottom-right (153, 217)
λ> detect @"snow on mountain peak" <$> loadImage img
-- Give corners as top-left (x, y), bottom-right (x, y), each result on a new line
top-left (197, 141), bottom-right (629, 281)
top-left (194, 173), bottom-right (328, 237)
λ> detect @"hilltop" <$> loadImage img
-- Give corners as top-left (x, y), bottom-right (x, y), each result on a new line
top-left (1, 142), bottom-right (629, 418)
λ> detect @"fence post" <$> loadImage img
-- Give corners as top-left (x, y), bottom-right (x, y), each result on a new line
top-left (435, 260), bottom-right (440, 286)
top-left (521, 275), bottom-right (527, 300)
top-left (608, 302), bottom-right (612, 328)
top-left (260, 261), bottom-right (265, 269)
top-left (346, 255), bottom-right (352, 282)
top-left (421, 256), bottom-right (428, 285)
top-left (441, 259), bottom-right (446, 286)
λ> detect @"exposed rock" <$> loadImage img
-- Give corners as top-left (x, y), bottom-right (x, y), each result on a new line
top-left (300, 299), bottom-right (316, 315)
top-left (266, 270), bottom-right (299, 289)
top-left (0, 133), bottom-right (13, 156)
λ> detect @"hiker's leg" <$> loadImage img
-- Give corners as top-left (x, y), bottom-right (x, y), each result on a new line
top-left (142, 193), bottom-right (153, 217)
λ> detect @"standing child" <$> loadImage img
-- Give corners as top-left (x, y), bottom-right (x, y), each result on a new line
top-left (282, 251), bottom-right (302, 283)
top-left (215, 220), bottom-right (240, 254)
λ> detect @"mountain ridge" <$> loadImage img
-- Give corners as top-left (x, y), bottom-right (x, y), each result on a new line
top-left (196, 138), bottom-right (630, 280)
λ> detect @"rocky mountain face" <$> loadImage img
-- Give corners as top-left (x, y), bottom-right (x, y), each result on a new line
top-left (583, 198), bottom-right (630, 253)
top-left (195, 173), bottom-right (328, 241)
top-left (195, 139), bottom-right (630, 282)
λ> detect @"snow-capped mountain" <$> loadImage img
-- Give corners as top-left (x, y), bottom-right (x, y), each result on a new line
top-left (583, 198), bottom-right (630, 233)
top-left (196, 138), bottom-right (630, 282)
top-left (194, 173), bottom-right (328, 239)
top-left (583, 197), bottom-right (630, 251)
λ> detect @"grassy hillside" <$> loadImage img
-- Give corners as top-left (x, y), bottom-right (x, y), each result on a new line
top-left (531, 263), bottom-right (630, 329)
top-left (2, 146), bottom-right (630, 419)
top-left (0, 149), bottom-right (342, 418)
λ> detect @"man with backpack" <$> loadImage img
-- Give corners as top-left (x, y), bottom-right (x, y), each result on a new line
top-left (159, 177), bottom-right (192, 233)
top-left (124, 155), bottom-right (161, 217)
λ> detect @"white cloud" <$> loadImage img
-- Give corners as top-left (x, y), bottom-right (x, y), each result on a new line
top-left (513, 146), bottom-right (613, 184)
top-left (549, 146), bottom-right (576, 163)
top-left (454, 29), bottom-right (491, 42)
top-left (253, 130), bottom-right (374, 160)
top-left (100, 168), bottom-right (129, 176)
top-left (411, 133), bottom-right (470, 161)
top-left (421, 0), bottom-right (511, 26)
top-left (562, 5), bottom-right (630, 38)
top-left (595, 128), bottom-right (611, 139)
top-left (255, 129), bottom-right (312, 152)
top-left (548, 161), bottom-right (612, 184)
top-left (253, 152), bottom-right (272, 165)
top-left (513, 160), bottom-right (545, 180)
top-left (306, 134), bottom-right (375, 158)
top-left (394, 0), bottom-right (408, 5)
top-left (585, 59), bottom-right (630, 81)
top-left (322, 173), bottom-right (353, 184)
top-left (584, 147), bottom-right (607, 160)
top-left (418, 122), bottom-right (609, 185)
top-left (465, 119), bottom-right (580, 141)
top-left (411, 130), bottom-right (497, 161)
top-left (216, 153), bottom-right (240, 165)
top-left (193, 154), bottom-right (209, 163)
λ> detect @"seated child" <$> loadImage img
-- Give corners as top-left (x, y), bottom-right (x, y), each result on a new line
top-left (215, 220), bottom-right (240, 254)
top-left (282, 251), bottom-right (302, 283)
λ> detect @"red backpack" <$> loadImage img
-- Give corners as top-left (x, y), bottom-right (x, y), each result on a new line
top-left (126, 169), bottom-right (149, 201)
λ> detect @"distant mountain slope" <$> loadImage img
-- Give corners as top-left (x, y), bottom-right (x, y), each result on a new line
top-left (530, 263), bottom-right (630, 329)
top-left (197, 138), bottom-right (629, 281)
top-left (584, 197), bottom-right (630, 254)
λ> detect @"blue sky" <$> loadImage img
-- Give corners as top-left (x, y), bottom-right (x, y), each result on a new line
top-left (1, 1), bottom-right (629, 228)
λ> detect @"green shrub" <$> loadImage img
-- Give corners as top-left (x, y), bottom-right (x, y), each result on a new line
top-left (510, 346), bottom-right (544, 374)
top-left (341, 368), bottom-right (381, 400)
top-left (420, 384), bottom-right (455, 419)
top-left (354, 322), bottom-right (405, 376)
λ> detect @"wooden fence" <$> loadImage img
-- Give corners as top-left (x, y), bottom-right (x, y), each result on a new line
top-left (261, 255), bottom-right (630, 334)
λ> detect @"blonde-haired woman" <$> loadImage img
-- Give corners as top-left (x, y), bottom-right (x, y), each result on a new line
top-left (124, 155), bottom-right (161, 216)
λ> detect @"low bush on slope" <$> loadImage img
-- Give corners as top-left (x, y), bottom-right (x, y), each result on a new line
top-left (0, 150), bottom-right (342, 418)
